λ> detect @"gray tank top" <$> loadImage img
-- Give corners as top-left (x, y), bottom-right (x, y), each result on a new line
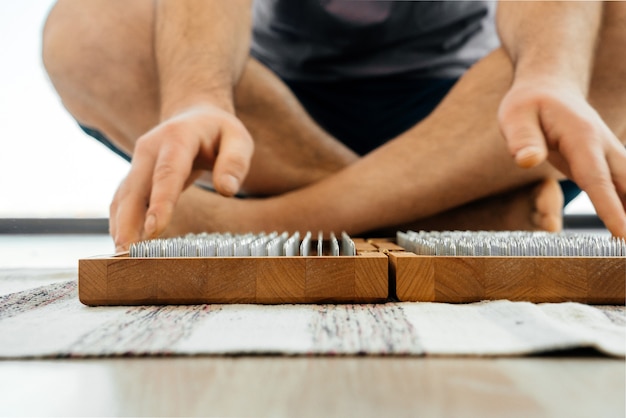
top-left (251, 0), bottom-right (499, 81)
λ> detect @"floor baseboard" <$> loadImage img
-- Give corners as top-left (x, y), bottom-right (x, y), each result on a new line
top-left (0, 215), bottom-right (605, 235)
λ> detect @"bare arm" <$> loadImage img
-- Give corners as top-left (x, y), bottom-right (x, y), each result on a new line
top-left (218, 2), bottom-right (626, 237)
top-left (497, 1), bottom-right (600, 95)
top-left (156, 0), bottom-right (251, 116)
top-left (496, 1), bottom-right (626, 236)
top-left (111, 0), bottom-right (254, 250)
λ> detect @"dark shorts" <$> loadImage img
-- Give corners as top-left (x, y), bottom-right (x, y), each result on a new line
top-left (80, 76), bottom-right (581, 205)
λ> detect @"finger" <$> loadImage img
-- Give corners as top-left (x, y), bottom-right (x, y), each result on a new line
top-left (606, 141), bottom-right (626, 195)
top-left (109, 193), bottom-right (118, 248)
top-left (498, 99), bottom-right (548, 168)
top-left (605, 142), bottom-right (626, 236)
top-left (211, 126), bottom-right (254, 197)
top-left (583, 177), bottom-right (626, 238)
top-left (112, 142), bottom-right (157, 250)
top-left (144, 139), bottom-right (197, 238)
top-left (110, 177), bottom-right (150, 252)
top-left (571, 147), bottom-right (626, 238)
top-left (114, 192), bottom-right (147, 251)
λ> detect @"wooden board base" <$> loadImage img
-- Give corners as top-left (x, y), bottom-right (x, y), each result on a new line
top-left (78, 238), bottom-right (625, 306)
top-left (390, 252), bottom-right (625, 304)
top-left (79, 252), bottom-right (389, 306)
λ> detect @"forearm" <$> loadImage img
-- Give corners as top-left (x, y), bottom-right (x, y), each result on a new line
top-left (496, 1), bottom-right (603, 92)
top-left (251, 113), bottom-right (552, 234)
top-left (155, 0), bottom-right (252, 117)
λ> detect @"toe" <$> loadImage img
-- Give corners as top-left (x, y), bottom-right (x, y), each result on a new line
top-left (531, 179), bottom-right (564, 232)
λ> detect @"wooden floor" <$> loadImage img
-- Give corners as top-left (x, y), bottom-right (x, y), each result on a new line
top-left (0, 356), bottom-right (623, 417)
top-left (0, 234), bottom-right (624, 417)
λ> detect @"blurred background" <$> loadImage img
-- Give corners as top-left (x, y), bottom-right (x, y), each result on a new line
top-left (0, 0), bottom-right (595, 220)
top-left (0, 0), bottom-right (127, 219)
top-left (0, 1), bottom-right (597, 268)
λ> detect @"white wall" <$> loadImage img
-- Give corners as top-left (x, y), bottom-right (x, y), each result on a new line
top-left (0, 1), bottom-right (127, 218)
top-left (0, 1), bottom-right (594, 218)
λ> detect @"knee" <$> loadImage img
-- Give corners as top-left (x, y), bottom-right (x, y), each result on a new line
top-left (43, 0), bottom-right (155, 90)
top-left (42, 0), bottom-right (118, 84)
top-left (42, 1), bottom-right (87, 82)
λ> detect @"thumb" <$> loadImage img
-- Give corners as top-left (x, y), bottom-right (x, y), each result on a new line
top-left (498, 99), bottom-right (548, 169)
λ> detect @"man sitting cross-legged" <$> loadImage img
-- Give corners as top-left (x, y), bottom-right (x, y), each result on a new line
top-left (42, 1), bottom-right (626, 251)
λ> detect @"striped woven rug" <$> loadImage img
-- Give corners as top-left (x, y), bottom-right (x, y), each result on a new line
top-left (0, 269), bottom-right (623, 358)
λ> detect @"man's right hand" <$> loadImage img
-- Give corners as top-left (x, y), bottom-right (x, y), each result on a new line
top-left (109, 104), bottom-right (254, 252)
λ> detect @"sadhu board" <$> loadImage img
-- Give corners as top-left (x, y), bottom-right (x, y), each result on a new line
top-left (78, 231), bottom-right (625, 306)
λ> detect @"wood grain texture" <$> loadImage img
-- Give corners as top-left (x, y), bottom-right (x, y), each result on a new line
top-left (77, 258), bottom-right (108, 305)
top-left (1, 357), bottom-right (623, 418)
top-left (352, 238), bottom-right (379, 253)
top-left (433, 257), bottom-right (485, 303)
top-left (395, 256), bottom-right (626, 304)
top-left (78, 253), bottom-right (388, 306)
top-left (305, 257), bottom-right (355, 302)
top-left (355, 252), bottom-right (388, 301)
top-left (586, 257), bottom-right (626, 303)
top-left (79, 248), bottom-right (625, 305)
top-left (257, 257), bottom-right (306, 303)
top-left (390, 252), bottom-right (435, 302)
top-left (368, 239), bottom-right (406, 252)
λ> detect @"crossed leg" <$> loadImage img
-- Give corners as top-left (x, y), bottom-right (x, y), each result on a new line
top-left (42, 1), bottom-right (626, 236)
top-left (42, 0), bottom-right (358, 197)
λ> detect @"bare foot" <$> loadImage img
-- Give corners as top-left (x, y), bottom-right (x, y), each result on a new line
top-left (159, 179), bottom-right (564, 239)
top-left (159, 186), bottom-right (245, 238)
top-left (399, 179), bottom-right (564, 233)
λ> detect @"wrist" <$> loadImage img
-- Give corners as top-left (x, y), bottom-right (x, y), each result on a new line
top-left (497, 2), bottom-right (602, 97)
top-left (160, 89), bottom-right (235, 121)
top-left (512, 59), bottom-right (590, 96)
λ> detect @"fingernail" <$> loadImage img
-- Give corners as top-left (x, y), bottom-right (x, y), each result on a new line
top-left (115, 239), bottom-right (128, 253)
top-left (145, 214), bottom-right (157, 237)
top-left (515, 146), bottom-right (543, 168)
top-left (220, 174), bottom-right (240, 196)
